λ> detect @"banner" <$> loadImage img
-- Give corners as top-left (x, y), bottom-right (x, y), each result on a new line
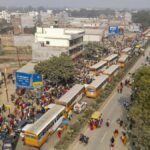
top-left (109, 26), bottom-right (119, 34)
top-left (16, 72), bottom-right (43, 88)
top-left (16, 72), bottom-right (32, 88)
top-left (32, 74), bottom-right (43, 86)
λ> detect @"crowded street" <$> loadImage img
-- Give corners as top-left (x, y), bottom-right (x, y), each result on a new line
top-left (0, 6), bottom-right (150, 150)
top-left (68, 46), bottom-right (150, 150)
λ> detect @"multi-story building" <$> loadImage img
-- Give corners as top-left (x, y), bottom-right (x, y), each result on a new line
top-left (33, 26), bottom-right (84, 61)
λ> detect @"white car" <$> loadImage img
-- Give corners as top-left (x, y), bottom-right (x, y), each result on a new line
top-left (73, 101), bottom-right (87, 113)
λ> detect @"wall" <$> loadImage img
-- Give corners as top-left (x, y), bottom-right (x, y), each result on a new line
top-left (14, 35), bottom-right (34, 47)
top-left (84, 35), bottom-right (102, 42)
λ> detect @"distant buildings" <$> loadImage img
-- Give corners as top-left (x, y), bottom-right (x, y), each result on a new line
top-left (32, 26), bottom-right (84, 61)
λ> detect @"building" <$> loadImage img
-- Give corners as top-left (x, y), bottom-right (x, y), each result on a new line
top-left (14, 35), bottom-right (34, 47)
top-left (128, 23), bottom-right (141, 32)
top-left (11, 15), bottom-right (22, 35)
top-left (33, 26), bottom-right (84, 61)
top-left (83, 28), bottom-right (104, 43)
top-left (0, 11), bottom-right (11, 23)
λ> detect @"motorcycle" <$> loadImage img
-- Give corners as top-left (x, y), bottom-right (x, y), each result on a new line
top-left (79, 134), bottom-right (89, 144)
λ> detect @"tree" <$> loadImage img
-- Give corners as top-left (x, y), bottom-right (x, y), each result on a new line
top-left (132, 11), bottom-right (150, 30)
top-left (34, 55), bottom-right (75, 85)
top-left (128, 67), bottom-right (150, 149)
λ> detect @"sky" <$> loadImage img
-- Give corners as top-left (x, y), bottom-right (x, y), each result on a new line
top-left (0, 0), bottom-right (150, 9)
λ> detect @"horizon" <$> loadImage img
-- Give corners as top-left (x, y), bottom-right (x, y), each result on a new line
top-left (0, 0), bottom-right (149, 9)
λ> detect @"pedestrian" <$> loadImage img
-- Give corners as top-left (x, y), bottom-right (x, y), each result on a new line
top-left (120, 120), bottom-right (123, 127)
top-left (89, 120), bottom-right (94, 130)
top-left (99, 118), bottom-right (103, 127)
top-left (114, 129), bottom-right (119, 137)
top-left (110, 136), bottom-right (115, 147)
top-left (106, 119), bottom-right (110, 127)
top-left (57, 130), bottom-right (62, 139)
top-left (117, 86), bottom-right (120, 93)
top-left (2, 104), bottom-right (6, 112)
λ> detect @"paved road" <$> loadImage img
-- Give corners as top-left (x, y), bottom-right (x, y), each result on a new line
top-left (68, 48), bottom-right (150, 150)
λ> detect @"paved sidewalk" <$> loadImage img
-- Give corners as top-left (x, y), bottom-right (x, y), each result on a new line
top-left (0, 79), bottom-right (16, 114)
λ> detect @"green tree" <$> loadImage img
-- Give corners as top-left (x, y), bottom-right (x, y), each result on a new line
top-left (128, 67), bottom-right (150, 150)
top-left (132, 11), bottom-right (150, 30)
top-left (34, 55), bottom-right (75, 85)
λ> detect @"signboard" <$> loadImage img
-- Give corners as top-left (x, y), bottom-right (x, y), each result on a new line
top-left (16, 72), bottom-right (32, 89)
top-left (109, 26), bottom-right (119, 34)
top-left (16, 72), bottom-right (43, 89)
top-left (32, 74), bottom-right (43, 86)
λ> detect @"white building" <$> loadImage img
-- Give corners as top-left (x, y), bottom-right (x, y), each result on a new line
top-left (83, 28), bottom-right (104, 43)
top-left (0, 11), bottom-right (11, 23)
top-left (33, 27), bottom-right (84, 61)
top-left (125, 12), bottom-right (132, 23)
top-left (128, 23), bottom-right (141, 32)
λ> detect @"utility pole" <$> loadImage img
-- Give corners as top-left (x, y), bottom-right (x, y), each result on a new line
top-left (16, 47), bottom-right (21, 68)
top-left (4, 68), bottom-right (9, 102)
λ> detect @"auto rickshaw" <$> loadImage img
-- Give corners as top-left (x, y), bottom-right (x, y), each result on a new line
top-left (89, 111), bottom-right (102, 129)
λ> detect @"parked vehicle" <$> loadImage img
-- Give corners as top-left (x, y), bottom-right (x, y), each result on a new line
top-left (73, 101), bottom-right (87, 113)
top-left (2, 133), bottom-right (19, 150)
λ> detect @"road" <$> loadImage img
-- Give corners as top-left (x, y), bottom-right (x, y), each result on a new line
top-left (68, 48), bottom-right (150, 150)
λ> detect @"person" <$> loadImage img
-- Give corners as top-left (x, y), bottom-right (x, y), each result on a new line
top-left (99, 118), bottom-right (103, 127)
top-left (114, 129), bottom-right (119, 137)
top-left (106, 119), bottom-right (110, 127)
top-left (89, 120), bottom-right (94, 130)
top-left (121, 132), bottom-right (128, 145)
top-left (2, 104), bottom-right (6, 112)
top-left (57, 129), bottom-right (62, 139)
top-left (120, 120), bottom-right (123, 127)
top-left (117, 86), bottom-right (120, 93)
top-left (110, 136), bottom-right (115, 147)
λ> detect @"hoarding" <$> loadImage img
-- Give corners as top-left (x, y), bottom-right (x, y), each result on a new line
top-left (109, 26), bottom-right (119, 34)
top-left (32, 74), bottom-right (43, 86)
top-left (16, 72), bottom-right (32, 88)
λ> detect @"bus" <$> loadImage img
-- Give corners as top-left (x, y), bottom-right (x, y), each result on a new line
top-left (103, 65), bottom-right (119, 81)
top-left (118, 54), bottom-right (129, 68)
top-left (56, 84), bottom-right (84, 110)
top-left (104, 54), bottom-right (118, 66)
top-left (23, 104), bottom-right (65, 148)
top-left (121, 47), bottom-right (132, 55)
top-left (89, 61), bottom-right (107, 75)
top-left (85, 75), bottom-right (108, 98)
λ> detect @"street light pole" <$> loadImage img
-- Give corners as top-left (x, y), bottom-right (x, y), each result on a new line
top-left (4, 68), bottom-right (9, 102)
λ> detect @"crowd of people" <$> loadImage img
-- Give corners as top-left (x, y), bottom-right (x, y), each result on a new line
top-left (0, 76), bottom-right (74, 142)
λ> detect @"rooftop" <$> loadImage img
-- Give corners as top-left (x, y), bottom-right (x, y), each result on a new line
top-left (103, 65), bottom-right (119, 75)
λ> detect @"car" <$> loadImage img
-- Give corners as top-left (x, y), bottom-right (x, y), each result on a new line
top-left (73, 101), bottom-right (87, 113)
top-left (2, 133), bottom-right (19, 150)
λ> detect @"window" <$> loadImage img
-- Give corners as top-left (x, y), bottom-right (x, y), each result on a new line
top-left (46, 41), bottom-right (50, 45)
top-left (87, 88), bottom-right (95, 92)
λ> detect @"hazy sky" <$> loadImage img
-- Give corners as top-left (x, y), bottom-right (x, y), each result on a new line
top-left (0, 0), bottom-right (150, 8)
